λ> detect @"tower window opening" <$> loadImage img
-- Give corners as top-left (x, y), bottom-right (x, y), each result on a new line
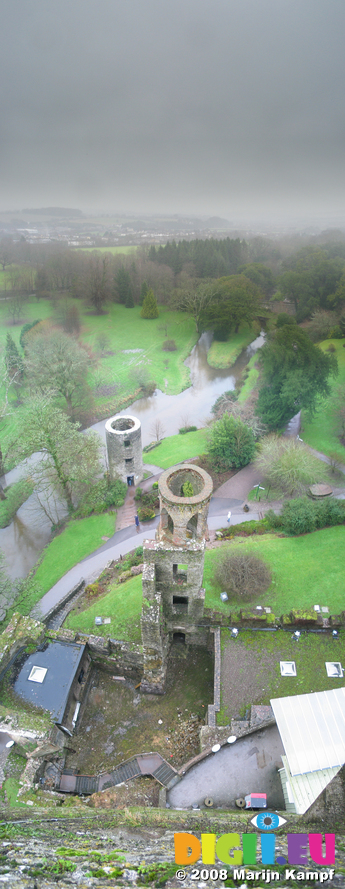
top-left (172, 595), bottom-right (189, 612)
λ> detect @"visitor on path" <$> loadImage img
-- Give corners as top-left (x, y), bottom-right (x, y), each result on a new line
top-left (227, 511), bottom-right (231, 524)
top-left (135, 514), bottom-right (140, 532)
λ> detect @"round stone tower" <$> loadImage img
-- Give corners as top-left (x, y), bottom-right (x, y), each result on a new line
top-left (158, 464), bottom-right (213, 545)
top-left (105, 414), bottom-right (143, 486)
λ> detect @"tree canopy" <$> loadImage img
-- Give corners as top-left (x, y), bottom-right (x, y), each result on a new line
top-left (24, 329), bottom-right (94, 422)
top-left (200, 275), bottom-right (263, 339)
top-left (207, 413), bottom-right (256, 471)
top-left (12, 395), bottom-right (103, 515)
top-left (256, 325), bottom-right (338, 430)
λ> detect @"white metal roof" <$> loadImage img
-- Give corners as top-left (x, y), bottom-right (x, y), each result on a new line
top-left (280, 755), bottom-right (342, 814)
top-left (271, 687), bottom-right (345, 776)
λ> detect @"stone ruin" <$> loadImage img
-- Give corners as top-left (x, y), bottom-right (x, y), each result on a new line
top-left (140, 464), bottom-right (213, 694)
top-left (105, 414), bottom-right (143, 486)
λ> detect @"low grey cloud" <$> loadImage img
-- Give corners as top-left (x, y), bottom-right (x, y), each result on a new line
top-left (1, 0), bottom-right (345, 219)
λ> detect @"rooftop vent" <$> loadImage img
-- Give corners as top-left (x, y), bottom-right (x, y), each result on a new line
top-left (325, 661), bottom-right (343, 678)
top-left (280, 661), bottom-right (297, 677)
top-left (28, 666), bottom-right (47, 684)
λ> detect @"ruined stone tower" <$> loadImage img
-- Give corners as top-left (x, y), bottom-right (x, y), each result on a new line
top-left (140, 464), bottom-right (213, 693)
top-left (105, 414), bottom-right (143, 486)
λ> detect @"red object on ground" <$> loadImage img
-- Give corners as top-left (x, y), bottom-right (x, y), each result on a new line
top-left (245, 792), bottom-right (267, 808)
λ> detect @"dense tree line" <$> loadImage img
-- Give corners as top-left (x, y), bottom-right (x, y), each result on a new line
top-left (148, 237), bottom-right (249, 278)
top-left (278, 244), bottom-right (345, 320)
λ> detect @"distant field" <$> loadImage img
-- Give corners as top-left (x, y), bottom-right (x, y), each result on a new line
top-left (302, 339), bottom-right (345, 460)
top-left (75, 245), bottom-right (138, 255)
top-left (206, 324), bottom-right (259, 368)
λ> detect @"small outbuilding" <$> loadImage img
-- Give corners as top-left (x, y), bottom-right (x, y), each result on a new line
top-left (14, 641), bottom-right (91, 733)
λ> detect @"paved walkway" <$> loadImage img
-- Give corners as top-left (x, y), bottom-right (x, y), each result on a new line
top-left (32, 443), bottom-right (345, 620)
top-left (167, 723), bottom-right (285, 810)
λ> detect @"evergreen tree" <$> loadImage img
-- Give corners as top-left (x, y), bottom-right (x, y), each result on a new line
top-left (5, 333), bottom-right (24, 387)
top-left (115, 267), bottom-right (132, 305)
top-left (139, 280), bottom-right (149, 305)
top-left (140, 289), bottom-right (159, 318)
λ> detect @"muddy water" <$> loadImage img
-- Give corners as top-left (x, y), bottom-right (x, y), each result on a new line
top-left (0, 332), bottom-right (264, 578)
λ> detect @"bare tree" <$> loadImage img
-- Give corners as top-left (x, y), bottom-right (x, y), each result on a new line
top-left (150, 418), bottom-right (166, 442)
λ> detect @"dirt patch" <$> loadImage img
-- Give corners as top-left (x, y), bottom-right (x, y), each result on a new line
top-left (221, 636), bottom-right (278, 721)
top-left (193, 456), bottom-right (237, 491)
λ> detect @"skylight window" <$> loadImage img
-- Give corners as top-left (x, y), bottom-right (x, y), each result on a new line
top-left (28, 666), bottom-right (47, 683)
top-left (325, 662), bottom-right (343, 678)
top-left (280, 661), bottom-right (297, 677)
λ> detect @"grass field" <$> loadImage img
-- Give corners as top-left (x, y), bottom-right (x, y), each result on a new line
top-left (301, 339), bottom-right (345, 460)
top-left (31, 513), bottom-right (116, 595)
top-left (64, 573), bottom-right (143, 642)
top-left (143, 428), bottom-right (208, 469)
top-left (203, 526), bottom-right (345, 615)
top-left (75, 245), bottom-right (138, 255)
top-left (64, 526), bottom-right (345, 641)
top-left (206, 324), bottom-right (259, 368)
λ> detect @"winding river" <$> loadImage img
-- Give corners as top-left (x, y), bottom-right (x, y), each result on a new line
top-left (0, 331), bottom-right (264, 579)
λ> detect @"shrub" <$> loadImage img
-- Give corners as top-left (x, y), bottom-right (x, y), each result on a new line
top-left (75, 478), bottom-right (127, 517)
top-left (182, 480), bottom-right (194, 497)
top-left (162, 339), bottom-right (177, 351)
top-left (214, 551), bottom-right (272, 601)
top-left (179, 425), bottom-right (197, 434)
top-left (137, 506), bottom-right (155, 522)
top-left (152, 481), bottom-right (159, 489)
top-left (276, 497), bottom-right (317, 535)
top-left (207, 413), bottom-right (256, 471)
top-left (255, 435), bottom-right (326, 495)
top-left (134, 487), bottom-right (143, 501)
top-left (274, 496), bottom-right (345, 535)
top-left (104, 479), bottom-right (127, 508)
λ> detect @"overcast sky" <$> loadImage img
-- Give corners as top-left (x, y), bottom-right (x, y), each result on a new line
top-left (1, 0), bottom-right (345, 220)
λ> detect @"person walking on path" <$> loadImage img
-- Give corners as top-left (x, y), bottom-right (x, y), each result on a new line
top-left (135, 514), bottom-right (140, 533)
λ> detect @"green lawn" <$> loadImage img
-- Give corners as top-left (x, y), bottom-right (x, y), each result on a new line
top-left (75, 245), bottom-right (138, 255)
top-left (64, 526), bottom-right (345, 641)
top-left (143, 428), bottom-right (208, 469)
top-left (65, 573), bottom-right (143, 642)
top-left (203, 527), bottom-right (345, 616)
top-left (32, 513), bottom-right (116, 595)
top-left (206, 324), bottom-right (259, 368)
top-left (237, 351), bottom-right (260, 403)
top-left (302, 339), bottom-right (345, 460)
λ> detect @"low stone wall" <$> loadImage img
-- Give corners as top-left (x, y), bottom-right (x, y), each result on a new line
top-left (32, 579), bottom-right (86, 624)
top-left (0, 613), bottom-right (45, 681)
top-left (54, 628), bottom-right (144, 676)
top-left (204, 605), bottom-right (343, 630)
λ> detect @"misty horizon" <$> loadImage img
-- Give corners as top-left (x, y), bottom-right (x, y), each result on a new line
top-left (1, 0), bottom-right (345, 221)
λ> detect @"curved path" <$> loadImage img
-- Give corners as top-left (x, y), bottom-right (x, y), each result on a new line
top-left (32, 464), bottom-right (263, 619)
top-left (32, 441), bottom-right (345, 620)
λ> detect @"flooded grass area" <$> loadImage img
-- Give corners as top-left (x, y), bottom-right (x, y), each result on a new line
top-left (67, 645), bottom-right (214, 780)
